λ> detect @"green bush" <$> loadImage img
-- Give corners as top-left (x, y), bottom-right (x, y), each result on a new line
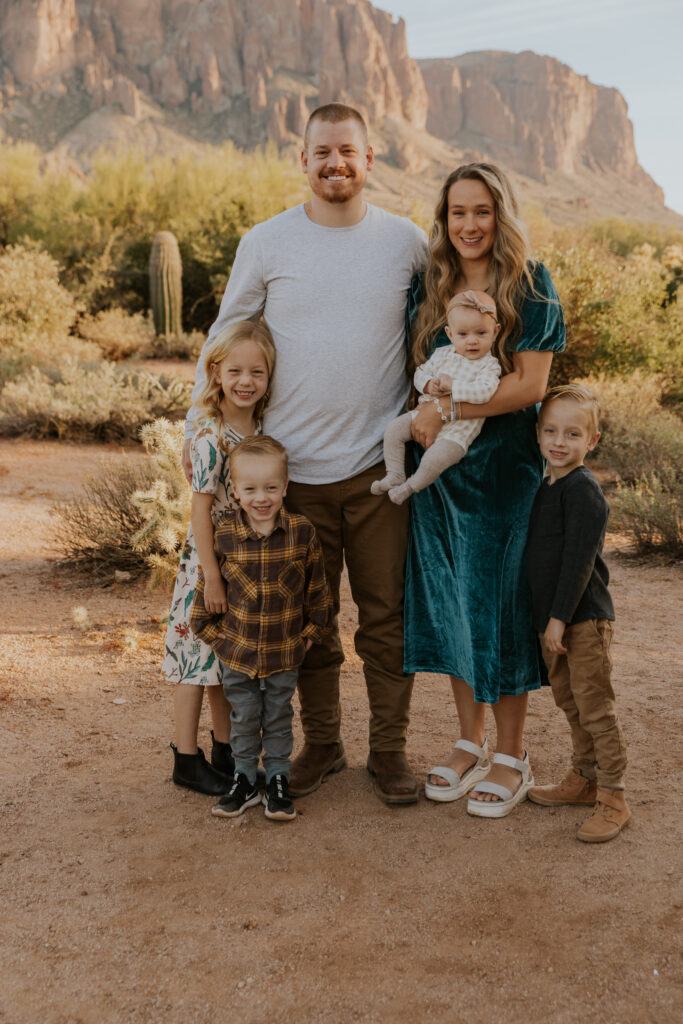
top-left (582, 373), bottom-right (682, 556)
top-left (0, 244), bottom-right (96, 384)
top-left (0, 359), bottom-right (190, 441)
top-left (611, 469), bottom-right (682, 557)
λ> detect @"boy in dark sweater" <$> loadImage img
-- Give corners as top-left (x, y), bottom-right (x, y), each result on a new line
top-left (526, 384), bottom-right (630, 842)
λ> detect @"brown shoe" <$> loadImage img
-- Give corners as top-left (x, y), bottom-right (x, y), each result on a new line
top-left (528, 767), bottom-right (597, 807)
top-left (366, 750), bottom-right (418, 806)
top-left (577, 787), bottom-right (631, 843)
top-left (289, 741), bottom-right (346, 797)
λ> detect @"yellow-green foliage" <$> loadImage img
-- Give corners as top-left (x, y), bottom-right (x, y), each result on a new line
top-left (132, 418), bottom-right (192, 588)
top-left (0, 359), bottom-right (190, 441)
top-left (540, 241), bottom-right (683, 398)
top-left (0, 139), bottom-right (305, 329)
top-left (581, 373), bottom-right (682, 556)
top-left (0, 244), bottom-right (95, 383)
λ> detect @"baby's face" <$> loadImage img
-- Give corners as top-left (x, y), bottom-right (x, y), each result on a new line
top-left (445, 307), bottom-right (498, 360)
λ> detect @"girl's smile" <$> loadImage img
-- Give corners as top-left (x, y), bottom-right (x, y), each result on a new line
top-left (211, 339), bottom-right (269, 416)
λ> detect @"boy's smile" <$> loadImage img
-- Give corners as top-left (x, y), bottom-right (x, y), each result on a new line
top-left (231, 454), bottom-right (288, 536)
top-left (537, 399), bottom-right (600, 482)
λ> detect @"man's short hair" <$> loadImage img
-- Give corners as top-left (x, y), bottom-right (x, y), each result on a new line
top-left (303, 103), bottom-right (368, 149)
top-left (539, 384), bottom-right (601, 436)
top-left (229, 435), bottom-right (289, 479)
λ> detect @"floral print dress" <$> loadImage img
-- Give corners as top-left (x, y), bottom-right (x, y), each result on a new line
top-left (162, 417), bottom-right (260, 686)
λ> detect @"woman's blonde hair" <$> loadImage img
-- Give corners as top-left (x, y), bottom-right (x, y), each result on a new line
top-left (195, 321), bottom-right (275, 443)
top-left (412, 163), bottom-right (535, 375)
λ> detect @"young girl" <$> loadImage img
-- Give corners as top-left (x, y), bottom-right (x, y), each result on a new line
top-left (164, 320), bottom-right (276, 794)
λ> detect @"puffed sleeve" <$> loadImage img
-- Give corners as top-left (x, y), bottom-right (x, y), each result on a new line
top-left (190, 418), bottom-right (223, 494)
top-left (515, 262), bottom-right (566, 354)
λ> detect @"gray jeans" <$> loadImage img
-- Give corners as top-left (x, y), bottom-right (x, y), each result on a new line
top-left (222, 666), bottom-right (299, 785)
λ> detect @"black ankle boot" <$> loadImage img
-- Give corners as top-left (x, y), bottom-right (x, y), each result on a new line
top-left (170, 743), bottom-right (231, 796)
top-left (210, 731), bottom-right (235, 777)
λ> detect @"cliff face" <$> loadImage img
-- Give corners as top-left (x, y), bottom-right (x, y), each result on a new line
top-left (0, 0), bottom-right (427, 141)
top-left (420, 51), bottom-right (663, 201)
top-left (0, 0), bottom-right (666, 213)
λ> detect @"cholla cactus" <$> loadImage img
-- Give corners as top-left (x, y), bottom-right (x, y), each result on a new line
top-left (149, 231), bottom-right (183, 337)
top-left (132, 417), bottom-right (191, 588)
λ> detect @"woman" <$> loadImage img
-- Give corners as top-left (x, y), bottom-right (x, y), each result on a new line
top-left (406, 163), bottom-right (565, 817)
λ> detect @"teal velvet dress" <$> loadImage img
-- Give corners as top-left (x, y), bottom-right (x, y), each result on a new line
top-left (404, 262), bottom-right (566, 703)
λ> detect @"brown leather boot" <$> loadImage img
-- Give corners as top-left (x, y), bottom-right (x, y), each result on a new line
top-left (528, 767), bottom-right (597, 807)
top-left (577, 787), bottom-right (631, 843)
top-left (289, 741), bottom-right (346, 797)
top-left (366, 750), bottom-right (418, 805)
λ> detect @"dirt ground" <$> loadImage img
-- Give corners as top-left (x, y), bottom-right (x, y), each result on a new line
top-left (0, 438), bottom-right (681, 1024)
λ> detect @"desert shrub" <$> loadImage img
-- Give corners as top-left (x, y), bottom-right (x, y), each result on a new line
top-left (611, 469), bottom-right (682, 556)
top-left (581, 373), bottom-right (682, 556)
top-left (132, 418), bottom-right (191, 588)
top-left (581, 373), bottom-right (682, 483)
top-left (53, 418), bottom-right (192, 582)
top-left (144, 330), bottom-right (205, 360)
top-left (53, 459), bottom-right (160, 580)
top-left (0, 358), bottom-right (191, 441)
top-left (0, 244), bottom-right (96, 384)
top-left (76, 308), bottom-right (155, 360)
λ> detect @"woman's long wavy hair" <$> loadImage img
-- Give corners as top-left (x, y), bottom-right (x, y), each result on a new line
top-left (412, 163), bottom-right (535, 375)
top-left (195, 320), bottom-right (276, 446)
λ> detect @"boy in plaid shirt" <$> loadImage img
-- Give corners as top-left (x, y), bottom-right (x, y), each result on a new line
top-left (191, 435), bottom-right (331, 821)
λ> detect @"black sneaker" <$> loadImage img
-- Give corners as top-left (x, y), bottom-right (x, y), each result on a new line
top-left (264, 774), bottom-right (296, 822)
top-left (211, 773), bottom-right (261, 818)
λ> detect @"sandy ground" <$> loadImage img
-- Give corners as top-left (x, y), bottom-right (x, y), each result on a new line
top-left (0, 438), bottom-right (681, 1024)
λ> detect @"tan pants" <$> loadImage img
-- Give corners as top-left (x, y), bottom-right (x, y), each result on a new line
top-left (540, 619), bottom-right (627, 788)
top-left (285, 462), bottom-right (413, 752)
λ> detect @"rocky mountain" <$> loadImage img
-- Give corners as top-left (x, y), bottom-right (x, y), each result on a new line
top-left (0, 0), bottom-right (676, 223)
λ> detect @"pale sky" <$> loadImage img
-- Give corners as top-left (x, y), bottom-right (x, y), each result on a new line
top-left (384, 0), bottom-right (683, 215)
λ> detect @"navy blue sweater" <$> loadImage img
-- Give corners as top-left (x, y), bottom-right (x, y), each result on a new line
top-left (526, 465), bottom-right (615, 633)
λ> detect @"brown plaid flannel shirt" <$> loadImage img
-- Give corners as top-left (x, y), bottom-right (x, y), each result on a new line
top-left (190, 506), bottom-right (332, 678)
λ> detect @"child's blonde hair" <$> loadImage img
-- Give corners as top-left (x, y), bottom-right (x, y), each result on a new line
top-left (230, 434), bottom-right (289, 480)
top-left (195, 321), bottom-right (275, 443)
top-left (539, 383), bottom-right (600, 436)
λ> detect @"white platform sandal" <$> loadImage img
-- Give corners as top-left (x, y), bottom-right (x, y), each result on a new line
top-left (466, 751), bottom-right (534, 818)
top-left (424, 738), bottom-right (490, 803)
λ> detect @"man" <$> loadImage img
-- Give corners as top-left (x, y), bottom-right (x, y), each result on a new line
top-left (183, 103), bottom-right (428, 804)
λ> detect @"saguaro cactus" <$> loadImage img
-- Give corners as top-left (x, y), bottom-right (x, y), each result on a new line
top-left (149, 231), bottom-right (182, 336)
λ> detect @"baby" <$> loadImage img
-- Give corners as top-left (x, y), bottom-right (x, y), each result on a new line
top-left (371, 290), bottom-right (501, 504)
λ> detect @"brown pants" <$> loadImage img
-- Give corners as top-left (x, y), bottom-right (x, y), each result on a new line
top-left (540, 619), bottom-right (627, 788)
top-left (285, 462), bottom-right (413, 752)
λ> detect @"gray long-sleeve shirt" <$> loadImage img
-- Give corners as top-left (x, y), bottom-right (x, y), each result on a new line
top-left (187, 202), bottom-right (428, 484)
top-left (526, 465), bottom-right (615, 632)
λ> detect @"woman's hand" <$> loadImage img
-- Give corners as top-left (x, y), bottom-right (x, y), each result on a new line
top-left (411, 399), bottom-right (450, 448)
top-left (203, 572), bottom-right (228, 615)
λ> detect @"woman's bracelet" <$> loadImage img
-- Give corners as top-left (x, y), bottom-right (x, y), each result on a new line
top-left (450, 401), bottom-right (462, 422)
top-left (432, 397), bottom-right (448, 423)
